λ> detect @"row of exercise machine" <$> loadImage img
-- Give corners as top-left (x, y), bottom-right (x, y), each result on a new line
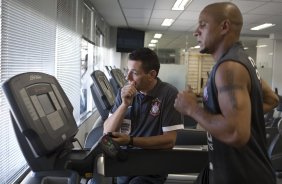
top-left (265, 88), bottom-right (282, 178)
top-left (2, 70), bottom-right (207, 184)
top-left (2, 69), bottom-right (282, 184)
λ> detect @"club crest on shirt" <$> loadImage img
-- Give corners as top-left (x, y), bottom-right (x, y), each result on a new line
top-left (150, 98), bottom-right (161, 116)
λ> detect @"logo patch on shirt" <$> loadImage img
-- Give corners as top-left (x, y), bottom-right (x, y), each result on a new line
top-left (150, 98), bottom-right (161, 116)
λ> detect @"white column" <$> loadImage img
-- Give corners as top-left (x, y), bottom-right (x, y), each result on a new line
top-left (270, 33), bottom-right (282, 94)
top-left (256, 38), bottom-right (274, 86)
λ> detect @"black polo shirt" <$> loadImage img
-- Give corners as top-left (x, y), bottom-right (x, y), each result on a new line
top-left (110, 78), bottom-right (183, 137)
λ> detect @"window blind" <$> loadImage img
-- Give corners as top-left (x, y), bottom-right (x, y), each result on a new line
top-left (56, 0), bottom-right (81, 122)
top-left (0, 0), bottom-right (99, 182)
top-left (0, 0), bottom-right (57, 183)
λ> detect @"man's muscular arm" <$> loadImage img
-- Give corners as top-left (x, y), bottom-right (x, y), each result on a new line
top-left (174, 61), bottom-right (252, 148)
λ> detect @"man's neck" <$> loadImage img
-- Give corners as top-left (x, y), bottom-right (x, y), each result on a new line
top-left (213, 39), bottom-right (237, 61)
top-left (140, 78), bottom-right (158, 95)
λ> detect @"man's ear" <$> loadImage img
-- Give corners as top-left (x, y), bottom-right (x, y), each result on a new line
top-left (221, 19), bottom-right (231, 35)
top-left (149, 70), bottom-right (157, 79)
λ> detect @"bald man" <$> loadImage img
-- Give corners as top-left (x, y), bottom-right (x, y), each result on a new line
top-left (174, 2), bottom-right (278, 184)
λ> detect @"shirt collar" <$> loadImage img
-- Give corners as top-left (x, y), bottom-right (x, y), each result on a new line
top-left (137, 77), bottom-right (161, 98)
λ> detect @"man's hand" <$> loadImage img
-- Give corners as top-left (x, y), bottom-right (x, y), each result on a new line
top-left (174, 86), bottom-right (198, 116)
top-left (109, 132), bottom-right (131, 146)
top-left (121, 82), bottom-right (137, 106)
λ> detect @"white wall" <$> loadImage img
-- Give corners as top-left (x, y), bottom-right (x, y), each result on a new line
top-left (158, 64), bottom-right (187, 91)
top-left (106, 27), bottom-right (122, 69)
top-left (256, 35), bottom-right (282, 94)
top-left (272, 39), bottom-right (282, 94)
top-left (256, 38), bottom-right (274, 85)
top-left (120, 52), bottom-right (129, 70)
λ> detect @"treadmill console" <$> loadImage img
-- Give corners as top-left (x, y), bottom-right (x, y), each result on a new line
top-left (99, 133), bottom-right (127, 161)
top-left (2, 72), bottom-right (78, 157)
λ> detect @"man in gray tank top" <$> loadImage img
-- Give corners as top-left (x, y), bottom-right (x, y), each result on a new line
top-left (174, 2), bottom-right (279, 184)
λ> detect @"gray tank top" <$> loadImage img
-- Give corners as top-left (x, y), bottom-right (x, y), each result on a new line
top-left (202, 42), bottom-right (276, 184)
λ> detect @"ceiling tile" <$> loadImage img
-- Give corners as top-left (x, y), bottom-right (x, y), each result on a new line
top-left (90, 0), bottom-right (282, 49)
top-left (178, 11), bottom-right (200, 21)
top-left (148, 18), bottom-right (164, 26)
top-left (248, 2), bottom-right (282, 15)
top-left (154, 0), bottom-right (176, 10)
top-left (242, 14), bottom-right (271, 24)
top-left (172, 19), bottom-right (195, 27)
top-left (151, 10), bottom-right (182, 19)
top-left (169, 26), bottom-right (190, 31)
top-left (232, 0), bottom-right (267, 13)
top-left (119, 0), bottom-right (155, 9)
top-left (186, 0), bottom-right (231, 11)
top-left (127, 18), bottom-right (150, 25)
top-left (123, 9), bottom-right (152, 18)
top-left (146, 25), bottom-right (169, 31)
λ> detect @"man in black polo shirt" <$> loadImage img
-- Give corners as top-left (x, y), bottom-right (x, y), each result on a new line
top-left (103, 47), bottom-right (183, 184)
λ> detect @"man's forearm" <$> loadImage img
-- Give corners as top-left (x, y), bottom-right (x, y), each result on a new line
top-left (130, 132), bottom-right (177, 149)
top-left (103, 103), bottom-right (128, 133)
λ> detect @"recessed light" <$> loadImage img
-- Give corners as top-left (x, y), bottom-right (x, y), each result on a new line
top-left (148, 43), bottom-right (156, 47)
top-left (151, 39), bottom-right (158, 44)
top-left (172, 0), bottom-right (193, 10)
top-left (161, 19), bottom-right (174, 26)
top-left (154, 33), bottom-right (162, 39)
top-left (251, 23), bottom-right (275, 31)
top-left (256, 44), bottom-right (268, 48)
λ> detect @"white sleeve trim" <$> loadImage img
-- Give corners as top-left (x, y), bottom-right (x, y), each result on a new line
top-left (162, 124), bottom-right (184, 132)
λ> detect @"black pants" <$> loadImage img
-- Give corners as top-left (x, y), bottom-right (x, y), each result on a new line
top-left (117, 175), bottom-right (167, 184)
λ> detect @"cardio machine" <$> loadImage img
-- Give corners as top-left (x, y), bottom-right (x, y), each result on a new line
top-left (105, 66), bottom-right (127, 95)
top-left (84, 70), bottom-right (116, 149)
top-left (267, 94), bottom-right (282, 178)
top-left (2, 72), bottom-right (208, 184)
top-left (84, 68), bottom-right (127, 149)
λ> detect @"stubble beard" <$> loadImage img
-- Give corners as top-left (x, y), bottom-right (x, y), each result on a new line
top-left (199, 47), bottom-right (209, 54)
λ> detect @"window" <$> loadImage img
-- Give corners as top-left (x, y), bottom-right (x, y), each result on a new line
top-left (80, 38), bottom-right (95, 117)
top-left (0, 0), bottom-right (57, 183)
top-left (0, 0), bottom-right (110, 182)
top-left (0, 0), bottom-right (82, 182)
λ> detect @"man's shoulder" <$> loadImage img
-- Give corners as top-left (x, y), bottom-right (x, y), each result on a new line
top-left (159, 81), bottom-right (178, 92)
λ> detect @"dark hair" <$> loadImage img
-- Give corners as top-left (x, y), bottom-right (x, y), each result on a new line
top-left (129, 47), bottom-right (160, 75)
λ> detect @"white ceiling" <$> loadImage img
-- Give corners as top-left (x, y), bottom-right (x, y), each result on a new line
top-left (90, 0), bottom-right (282, 50)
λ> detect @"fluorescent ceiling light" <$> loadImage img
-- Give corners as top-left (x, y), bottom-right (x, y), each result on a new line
top-left (189, 45), bottom-right (200, 49)
top-left (256, 44), bottom-right (268, 48)
top-left (251, 23), bottom-right (275, 31)
top-left (172, 0), bottom-right (193, 10)
top-left (161, 19), bottom-right (174, 26)
top-left (151, 39), bottom-right (158, 44)
top-left (154, 33), bottom-right (162, 39)
top-left (148, 43), bottom-right (156, 47)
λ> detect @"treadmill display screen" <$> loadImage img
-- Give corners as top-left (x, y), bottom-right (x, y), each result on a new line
top-left (37, 93), bottom-right (56, 115)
